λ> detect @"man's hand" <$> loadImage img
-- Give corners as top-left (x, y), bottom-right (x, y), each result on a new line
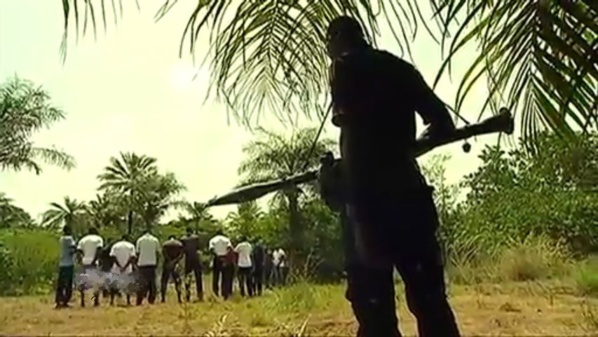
top-left (419, 120), bottom-right (456, 142)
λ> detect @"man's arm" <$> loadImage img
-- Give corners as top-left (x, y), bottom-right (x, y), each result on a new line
top-left (109, 245), bottom-right (122, 268)
top-left (123, 247), bottom-right (136, 270)
top-left (208, 238), bottom-right (216, 256)
top-left (92, 239), bottom-right (104, 265)
top-left (409, 66), bottom-right (455, 135)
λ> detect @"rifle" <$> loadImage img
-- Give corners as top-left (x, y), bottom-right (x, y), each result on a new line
top-left (205, 108), bottom-right (515, 208)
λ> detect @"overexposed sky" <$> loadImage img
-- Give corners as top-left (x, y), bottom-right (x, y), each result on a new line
top-left (0, 0), bottom-right (499, 221)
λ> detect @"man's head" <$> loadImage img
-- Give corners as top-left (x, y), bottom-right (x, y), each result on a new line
top-left (215, 229), bottom-right (224, 236)
top-left (168, 235), bottom-right (176, 240)
top-left (62, 225), bottom-right (72, 236)
top-left (186, 227), bottom-right (193, 235)
top-left (88, 227), bottom-right (99, 235)
top-left (326, 16), bottom-right (367, 58)
top-left (121, 234), bottom-right (129, 242)
top-left (239, 236), bottom-right (247, 243)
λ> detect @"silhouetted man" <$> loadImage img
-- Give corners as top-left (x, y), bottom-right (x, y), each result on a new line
top-left (208, 230), bottom-right (233, 298)
top-left (55, 226), bottom-right (76, 308)
top-left (76, 227), bottom-right (104, 307)
top-left (136, 230), bottom-right (160, 305)
top-left (326, 16), bottom-right (461, 337)
top-left (251, 238), bottom-right (266, 296)
top-left (181, 227), bottom-right (203, 301)
top-left (161, 235), bottom-right (184, 303)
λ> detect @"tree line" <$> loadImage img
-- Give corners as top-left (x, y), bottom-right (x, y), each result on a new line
top-left (1, 76), bottom-right (597, 296)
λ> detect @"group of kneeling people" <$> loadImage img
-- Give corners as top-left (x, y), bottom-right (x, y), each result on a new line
top-left (54, 225), bottom-right (289, 308)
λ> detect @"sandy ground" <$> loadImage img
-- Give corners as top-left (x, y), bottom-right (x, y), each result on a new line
top-left (0, 282), bottom-right (596, 336)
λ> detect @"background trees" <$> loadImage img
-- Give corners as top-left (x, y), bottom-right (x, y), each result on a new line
top-left (0, 77), bottom-right (74, 174)
top-left (238, 127), bottom-right (335, 256)
top-left (1, 126), bottom-right (597, 294)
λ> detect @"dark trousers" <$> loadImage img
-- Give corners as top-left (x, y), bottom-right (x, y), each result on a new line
top-left (264, 266), bottom-right (273, 288)
top-left (212, 257), bottom-right (233, 299)
top-left (55, 266), bottom-right (74, 306)
top-left (274, 266), bottom-right (288, 286)
top-left (343, 187), bottom-right (461, 337)
top-left (237, 266), bottom-right (253, 297)
top-left (160, 265), bottom-right (182, 303)
top-left (184, 261), bottom-right (203, 300)
top-left (252, 267), bottom-right (263, 295)
top-left (137, 265), bottom-right (157, 305)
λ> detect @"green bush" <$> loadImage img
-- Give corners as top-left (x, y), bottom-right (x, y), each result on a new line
top-left (0, 229), bottom-right (59, 295)
top-left (575, 256), bottom-right (598, 297)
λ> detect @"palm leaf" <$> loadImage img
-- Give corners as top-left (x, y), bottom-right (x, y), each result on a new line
top-left (60, 0), bottom-right (597, 139)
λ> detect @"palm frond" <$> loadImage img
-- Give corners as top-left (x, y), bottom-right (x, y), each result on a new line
top-left (431, 0), bottom-right (597, 140)
top-left (59, 1), bottom-right (426, 125)
top-left (60, 0), bottom-right (597, 138)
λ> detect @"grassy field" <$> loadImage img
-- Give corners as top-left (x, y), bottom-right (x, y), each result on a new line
top-left (0, 280), bottom-right (596, 336)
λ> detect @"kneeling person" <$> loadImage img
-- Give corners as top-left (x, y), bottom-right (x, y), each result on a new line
top-left (161, 235), bottom-right (184, 303)
top-left (109, 235), bottom-right (137, 306)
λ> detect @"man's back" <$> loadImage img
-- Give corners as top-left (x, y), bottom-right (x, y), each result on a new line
top-left (78, 234), bottom-right (104, 265)
top-left (209, 235), bottom-right (231, 256)
top-left (59, 235), bottom-right (76, 267)
top-left (163, 239), bottom-right (184, 263)
top-left (110, 240), bottom-right (136, 273)
top-left (252, 243), bottom-right (265, 268)
top-left (235, 242), bottom-right (253, 268)
top-left (99, 244), bottom-right (114, 272)
top-left (331, 48), bottom-right (429, 194)
top-left (181, 234), bottom-right (200, 262)
top-left (136, 233), bottom-right (159, 266)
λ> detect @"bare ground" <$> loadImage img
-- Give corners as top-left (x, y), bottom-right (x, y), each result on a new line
top-left (0, 281), bottom-right (596, 336)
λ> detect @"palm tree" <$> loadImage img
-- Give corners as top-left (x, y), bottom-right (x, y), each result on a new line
top-left (238, 127), bottom-right (335, 253)
top-left (41, 196), bottom-right (87, 234)
top-left (226, 201), bottom-right (265, 239)
top-left (133, 172), bottom-right (186, 229)
top-left (0, 77), bottom-right (75, 174)
top-left (87, 192), bottom-right (127, 231)
top-left (97, 152), bottom-right (158, 235)
top-left (60, 1), bottom-right (596, 138)
top-left (0, 193), bottom-right (34, 228)
top-left (181, 201), bottom-right (212, 222)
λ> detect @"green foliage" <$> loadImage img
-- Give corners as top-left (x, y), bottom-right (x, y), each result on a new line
top-left (238, 127), bottom-right (336, 255)
top-left (0, 76), bottom-right (75, 174)
top-left (2, 127), bottom-right (597, 297)
top-left (0, 229), bottom-right (59, 296)
top-left (575, 257), bottom-right (598, 297)
top-left (60, 1), bottom-right (597, 139)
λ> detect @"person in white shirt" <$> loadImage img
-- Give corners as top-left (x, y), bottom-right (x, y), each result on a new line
top-left (135, 230), bottom-right (160, 305)
top-left (208, 230), bottom-right (233, 298)
top-left (108, 234), bottom-right (136, 306)
top-left (234, 236), bottom-right (253, 297)
top-left (76, 227), bottom-right (104, 307)
top-left (272, 247), bottom-right (288, 286)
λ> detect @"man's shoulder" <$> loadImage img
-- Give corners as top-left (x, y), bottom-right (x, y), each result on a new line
top-left (370, 49), bottom-right (415, 72)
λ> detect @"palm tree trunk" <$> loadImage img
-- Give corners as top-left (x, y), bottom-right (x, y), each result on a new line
top-left (127, 189), bottom-right (134, 235)
top-left (127, 210), bottom-right (133, 235)
top-left (286, 189), bottom-right (305, 272)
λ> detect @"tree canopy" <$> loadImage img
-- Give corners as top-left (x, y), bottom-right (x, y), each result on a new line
top-left (59, 1), bottom-right (597, 138)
